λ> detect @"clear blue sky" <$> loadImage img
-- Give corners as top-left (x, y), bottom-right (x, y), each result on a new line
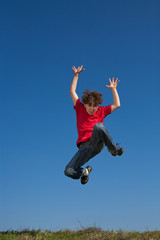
top-left (0, 0), bottom-right (160, 232)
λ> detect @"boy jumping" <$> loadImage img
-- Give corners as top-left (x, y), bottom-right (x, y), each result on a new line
top-left (64, 65), bottom-right (124, 184)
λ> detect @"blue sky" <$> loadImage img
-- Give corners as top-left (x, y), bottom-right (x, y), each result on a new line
top-left (0, 0), bottom-right (160, 232)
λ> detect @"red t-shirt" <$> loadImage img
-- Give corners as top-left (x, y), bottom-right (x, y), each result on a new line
top-left (74, 99), bottom-right (111, 146)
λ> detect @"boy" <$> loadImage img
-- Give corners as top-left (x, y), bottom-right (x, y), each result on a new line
top-left (64, 65), bottom-right (124, 184)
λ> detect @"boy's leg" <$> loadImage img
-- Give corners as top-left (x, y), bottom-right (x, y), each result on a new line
top-left (64, 141), bottom-right (104, 180)
top-left (64, 123), bottom-right (124, 180)
top-left (91, 123), bottom-right (124, 155)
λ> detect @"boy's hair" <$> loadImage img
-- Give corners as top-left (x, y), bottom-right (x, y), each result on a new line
top-left (81, 90), bottom-right (103, 106)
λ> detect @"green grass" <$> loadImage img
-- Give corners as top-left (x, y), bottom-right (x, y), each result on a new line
top-left (0, 227), bottom-right (160, 240)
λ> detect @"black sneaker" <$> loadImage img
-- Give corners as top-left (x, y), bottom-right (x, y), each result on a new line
top-left (111, 147), bottom-right (125, 156)
top-left (81, 166), bottom-right (92, 185)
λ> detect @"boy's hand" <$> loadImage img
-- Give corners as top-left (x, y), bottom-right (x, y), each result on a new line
top-left (105, 78), bottom-right (120, 112)
top-left (105, 78), bottom-right (120, 89)
top-left (70, 65), bottom-right (84, 106)
top-left (72, 65), bottom-right (85, 75)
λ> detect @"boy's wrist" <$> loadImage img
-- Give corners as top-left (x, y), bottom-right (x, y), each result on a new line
top-left (74, 73), bottom-right (79, 76)
top-left (111, 87), bottom-right (117, 91)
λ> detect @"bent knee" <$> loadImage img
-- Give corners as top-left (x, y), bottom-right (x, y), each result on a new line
top-left (64, 167), bottom-right (78, 179)
top-left (64, 167), bottom-right (71, 177)
top-left (64, 167), bottom-right (75, 178)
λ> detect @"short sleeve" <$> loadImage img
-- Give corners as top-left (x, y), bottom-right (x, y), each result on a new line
top-left (103, 105), bottom-right (112, 117)
top-left (74, 98), bottom-right (81, 111)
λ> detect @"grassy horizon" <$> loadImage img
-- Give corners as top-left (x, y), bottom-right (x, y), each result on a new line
top-left (1, 227), bottom-right (160, 240)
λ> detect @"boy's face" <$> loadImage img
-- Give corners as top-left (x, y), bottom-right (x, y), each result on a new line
top-left (84, 102), bottom-right (98, 115)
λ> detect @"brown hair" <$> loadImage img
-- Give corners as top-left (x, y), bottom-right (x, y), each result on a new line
top-left (81, 90), bottom-right (103, 106)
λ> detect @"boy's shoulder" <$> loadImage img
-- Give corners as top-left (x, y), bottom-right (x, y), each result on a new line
top-left (74, 98), bottom-right (83, 109)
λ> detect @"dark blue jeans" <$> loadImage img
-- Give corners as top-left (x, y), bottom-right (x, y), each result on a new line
top-left (64, 123), bottom-right (118, 179)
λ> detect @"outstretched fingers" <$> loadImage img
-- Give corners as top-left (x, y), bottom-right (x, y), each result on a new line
top-left (72, 65), bottom-right (85, 74)
top-left (112, 77), bottom-right (120, 85)
top-left (115, 78), bottom-right (120, 85)
top-left (105, 78), bottom-right (111, 88)
top-left (105, 77), bottom-right (120, 88)
top-left (79, 65), bottom-right (85, 72)
top-left (72, 66), bottom-right (76, 71)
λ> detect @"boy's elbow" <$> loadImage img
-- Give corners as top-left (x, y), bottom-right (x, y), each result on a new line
top-left (115, 103), bottom-right (120, 109)
top-left (69, 88), bottom-right (73, 95)
top-left (115, 104), bottom-right (120, 110)
top-left (70, 87), bottom-right (74, 94)
top-left (111, 104), bottom-right (120, 112)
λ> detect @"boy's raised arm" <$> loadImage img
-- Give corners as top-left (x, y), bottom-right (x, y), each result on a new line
top-left (70, 65), bottom-right (85, 106)
top-left (105, 77), bottom-right (121, 113)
